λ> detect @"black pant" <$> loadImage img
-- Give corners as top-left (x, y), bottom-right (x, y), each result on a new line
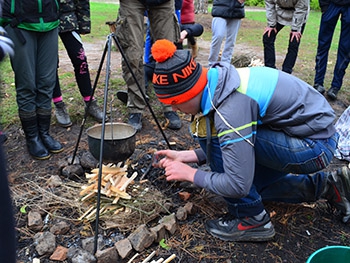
top-left (0, 143), bottom-right (16, 262)
top-left (263, 23), bottom-right (305, 74)
top-left (53, 31), bottom-right (92, 99)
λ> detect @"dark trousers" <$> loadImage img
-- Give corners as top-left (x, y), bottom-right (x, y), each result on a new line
top-left (263, 22), bottom-right (305, 74)
top-left (53, 31), bottom-right (92, 99)
top-left (0, 144), bottom-right (16, 263)
top-left (314, 3), bottom-right (350, 91)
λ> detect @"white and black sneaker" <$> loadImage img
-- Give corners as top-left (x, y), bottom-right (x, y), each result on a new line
top-left (205, 210), bottom-right (275, 242)
top-left (323, 166), bottom-right (350, 223)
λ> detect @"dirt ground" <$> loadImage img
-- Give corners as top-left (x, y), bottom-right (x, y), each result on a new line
top-left (5, 13), bottom-right (350, 263)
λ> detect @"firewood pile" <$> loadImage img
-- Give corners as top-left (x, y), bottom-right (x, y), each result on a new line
top-left (78, 162), bottom-right (171, 232)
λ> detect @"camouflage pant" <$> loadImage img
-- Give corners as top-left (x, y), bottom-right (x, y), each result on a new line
top-left (116, 0), bottom-right (180, 113)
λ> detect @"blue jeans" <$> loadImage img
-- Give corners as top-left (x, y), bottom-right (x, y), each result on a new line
top-left (314, 3), bottom-right (350, 90)
top-left (196, 127), bottom-right (339, 218)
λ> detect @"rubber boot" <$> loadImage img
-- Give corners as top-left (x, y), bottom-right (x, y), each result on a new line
top-left (37, 108), bottom-right (64, 153)
top-left (19, 111), bottom-right (50, 160)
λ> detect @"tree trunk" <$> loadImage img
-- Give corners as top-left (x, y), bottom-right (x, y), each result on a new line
top-left (194, 0), bottom-right (209, 14)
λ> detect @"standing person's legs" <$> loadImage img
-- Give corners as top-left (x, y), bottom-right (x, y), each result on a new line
top-left (116, 0), bottom-right (146, 131)
top-left (329, 6), bottom-right (350, 95)
top-left (6, 28), bottom-right (37, 112)
top-left (208, 17), bottom-right (227, 66)
top-left (220, 18), bottom-right (241, 64)
top-left (314, 4), bottom-right (340, 88)
top-left (36, 29), bottom-right (63, 153)
top-left (6, 28), bottom-right (51, 159)
top-left (263, 23), bottom-right (283, 69)
top-left (59, 31), bottom-right (104, 122)
top-left (282, 23), bottom-right (305, 74)
top-left (149, 0), bottom-right (182, 130)
top-left (60, 32), bottom-right (92, 98)
top-left (36, 29), bottom-right (58, 111)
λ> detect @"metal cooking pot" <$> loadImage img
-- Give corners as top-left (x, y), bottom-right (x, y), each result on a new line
top-left (86, 123), bottom-right (136, 163)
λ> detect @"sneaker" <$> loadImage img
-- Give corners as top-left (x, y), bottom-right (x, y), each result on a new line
top-left (164, 111), bottom-right (182, 130)
top-left (314, 84), bottom-right (325, 94)
top-left (85, 99), bottom-right (106, 123)
top-left (323, 166), bottom-right (350, 223)
top-left (205, 211), bottom-right (275, 242)
top-left (128, 113), bottom-right (142, 132)
top-left (55, 101), bottom-right (72, 127)
top-left (327, 87), bottom-right (339, 100)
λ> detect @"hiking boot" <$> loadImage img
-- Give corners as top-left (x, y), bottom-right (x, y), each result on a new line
top-left (205, 211), bottom-right (275, 242)
top-left (323, 166), bottom-right (350, 223)
top-left (314, 84), bottom-right (325, 94)
top-left (55, 101), bottom-right (72, 127)
top-left (327, 87), bottom-right (339, 100)
top-left (85, 99), bottom-right (106, 123)
top-left (164, 111), bottom-right (182, 130)
top-left (128, 113), bottom-right (142, 132)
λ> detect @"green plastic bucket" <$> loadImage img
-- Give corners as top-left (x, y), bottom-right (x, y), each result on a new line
top-left (306, 246), bottom-right (350, 263)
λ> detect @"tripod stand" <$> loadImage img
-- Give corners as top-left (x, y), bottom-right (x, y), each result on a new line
top-left (71, 32), bottom-right (173, 253)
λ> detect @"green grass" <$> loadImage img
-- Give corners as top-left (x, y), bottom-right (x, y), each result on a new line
top-left (0, 3), bottom-right (348, 128)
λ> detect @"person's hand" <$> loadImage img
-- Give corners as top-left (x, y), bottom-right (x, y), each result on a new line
top-left (152, 149), bottom-right (181, 168)
top-left (179, 30), bottom-right (188, 43)
top-left (0, 26), bottom-right (14, 61)
top-left (161, 159), bottom-right (197, 182)
top-left (290, 31), bottom-right (302, 42)
top-left (263, 27), bottom-right (277, 37)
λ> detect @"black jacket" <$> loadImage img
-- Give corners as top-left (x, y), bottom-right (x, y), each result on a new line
top-left (319, 0), bottom-right (350, 12)
top-left (1, 0), bottom-right (59, 32)
top-left (211, 0), bottom-right (245, 19)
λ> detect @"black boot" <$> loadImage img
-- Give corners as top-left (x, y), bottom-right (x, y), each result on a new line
top-left (19, 111), bottom-right (50, 160)
top-left (37, 108), bottom-right (64, 153)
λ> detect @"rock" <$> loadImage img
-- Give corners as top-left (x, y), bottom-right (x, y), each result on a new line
top-left (149, 224), bottom-right (167, 243)
top-left (115, 238), bottom-right (133, 259)
top-left (95, 247), bottom-right (119, 262)
top-left (67, 156), bottom-right (80, 165)
top-left (159, 213), bottom-right (177, 235)
top-left (61, 164), bottom-right (84, 180)
top-left (50, 220), bottom-right (70, 235)
top-left (178, 191), bottom-right (191, 201)
top-left (184, 202), bottom-right (195, 214)
top-left (67, 247), bottom-right (96, 263)
top-left (33, 231), bottom-right (56, 255)
top-left (28, 211), bottom-right (43, 231)
top-left (128, 224), bottom-right (154, 252)
top-left (80, 151), bottom-right (99, 169)
top-left (176, 206), bottom-right (187, 221)
top-left (47, 175), bottom-right (63, 188)
top-left (49, 245), bottom-right (68, 261)
top-left (81, 235), bottom-right (104, 255)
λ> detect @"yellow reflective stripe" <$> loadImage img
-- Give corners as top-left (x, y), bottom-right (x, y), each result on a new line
top-left (236, 68), bottom-right (250, 94)
top-left (218, 121), bottom-right (257, 137)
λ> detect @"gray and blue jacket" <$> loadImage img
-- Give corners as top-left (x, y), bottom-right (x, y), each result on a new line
top-left (193, 62), bottom-right (336, 198)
